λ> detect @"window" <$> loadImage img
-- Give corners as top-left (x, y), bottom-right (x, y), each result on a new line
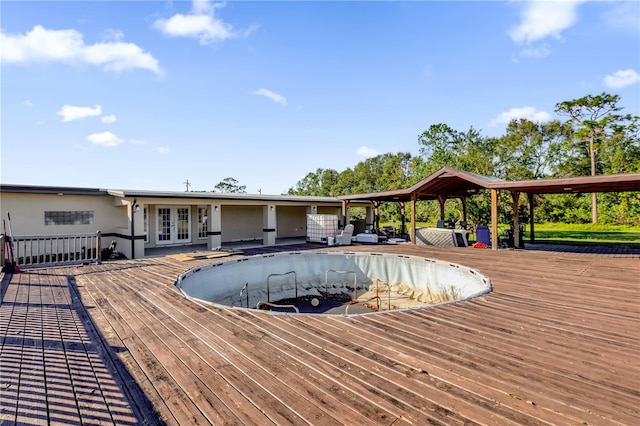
top-left (197, 206), bottom-right (208, 239)
top-left (45, 211), bottom-right (94, 226)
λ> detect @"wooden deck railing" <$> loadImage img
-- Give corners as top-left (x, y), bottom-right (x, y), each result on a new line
top-left (4, 232), bottom-right (102, 267)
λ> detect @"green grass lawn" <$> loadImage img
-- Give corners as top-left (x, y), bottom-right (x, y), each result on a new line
top-left (379, 221), bottom-right (640, 248)
top-left (529, 223), bottom-right (640, 248)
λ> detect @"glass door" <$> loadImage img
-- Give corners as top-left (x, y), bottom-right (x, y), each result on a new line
top-left (156, 206), bottom-right (191, 244)
top-left (176, 207), bottom-right (191, 243)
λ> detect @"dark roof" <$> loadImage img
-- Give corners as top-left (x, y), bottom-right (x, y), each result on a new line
top-left (490, 173), bottom-right (640, 194)
top-left (0, 184), bottom-right (365, 205)
top-left (107, 189), bottom-right (368, 204)
top-left (0, 184), bottom-right (109, 196)
top-left (337, 167), bottom-right (640, 203)
top-left (337, 167), bottom-right (503, 202)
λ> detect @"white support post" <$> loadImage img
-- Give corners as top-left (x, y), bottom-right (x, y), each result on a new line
top-left (209, 204), bottom-right (222, 250)
top-left (263, 205), bottom-right (277, 246)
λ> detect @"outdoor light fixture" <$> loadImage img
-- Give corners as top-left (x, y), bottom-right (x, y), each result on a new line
top-left (214, 205), bottom-right (219, 212)
top-left (135, 204), bottom-right (140, 212)
top-left (270, 205), bottom-right (275, 211)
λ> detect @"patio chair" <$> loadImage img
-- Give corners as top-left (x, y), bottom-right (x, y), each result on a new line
top-left (335, 224), bottom-right (354, 245)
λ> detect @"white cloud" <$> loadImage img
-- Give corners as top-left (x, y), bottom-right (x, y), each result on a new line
top-left (1, 25), bottom-right (161, 74)
top-left (519, 44), bottom-right (551, 59)
top-left (101, 114), bottom-right (117, 123)
top-left (83, 42), bottom-right (162, 73)
top-left (509, 1), bottom-right (584, 44)
top-left (101, 29), bottom-right (125, 42)
top-left (22, 100), bottom-right (33, 107)
top-left (356, 146), bottom-right (379, 158)
top-left (490, 106), bottom-right (552, 126)
top-left (154, 14), bottom-right (234, 44)
top-left (192, 0), bottom-right (219, 15)
top-left (158, 147), bottom-right (171, 154)
top-left (58, 104), bottom-right (102, 122)
top-left (153, 0), bottom-right (244, 45)
top-left (253, 88), bottom-right (287, 106)
top-left (86, 131), bottom-right (124, 147)
top-left (130, 139), bottom-right (147, 145)
top-left (603, 69), bottom-right (640, 89)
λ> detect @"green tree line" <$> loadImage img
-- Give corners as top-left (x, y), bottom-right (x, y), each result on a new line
top-left (287, 93), bottom-right (640, 226)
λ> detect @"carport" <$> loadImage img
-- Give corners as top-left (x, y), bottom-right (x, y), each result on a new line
top-left (338, 167), bottom-right (640, 250)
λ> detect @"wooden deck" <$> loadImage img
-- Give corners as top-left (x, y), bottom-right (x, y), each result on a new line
top-left (1, 244), bottom-right (639, 425)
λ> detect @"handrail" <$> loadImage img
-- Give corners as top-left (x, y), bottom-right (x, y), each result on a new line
top-left (266, 271), bottom-right (297, 302)
top-left (256, 301), bottom-right (299, 314)
top-left (325, 269), bottom-right (357, 300)
top-left (10, 232), bottom-right (101, 267)
top-left (344, 296), bottom-right (381, 315)
top-left (239, 283), bottom-right (249, 308)
top-left (369, 278), bottom-right (392, 311)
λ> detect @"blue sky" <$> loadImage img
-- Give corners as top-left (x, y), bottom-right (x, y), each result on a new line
top-left (2, 0), bottom-right (639, 194)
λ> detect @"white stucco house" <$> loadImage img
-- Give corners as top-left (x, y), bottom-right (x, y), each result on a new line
top-left (0, 184), bottom-right (370, 263)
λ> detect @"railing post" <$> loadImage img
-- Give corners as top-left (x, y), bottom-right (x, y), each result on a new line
top-left (96, 231), bottom-right (102, 264)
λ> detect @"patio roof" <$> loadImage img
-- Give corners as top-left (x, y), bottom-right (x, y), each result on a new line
top-left (337, 167), bottom-right (503, 202)
top-left (337, 167), bottom-right (640, 250)
top-left (490, 172), bottom-right (640, 194)
top-left (337, 167), bottom-right (640, 203)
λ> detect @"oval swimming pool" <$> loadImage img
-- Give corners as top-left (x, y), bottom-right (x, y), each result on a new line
top-left (176, 251), bottom-right (491, 316)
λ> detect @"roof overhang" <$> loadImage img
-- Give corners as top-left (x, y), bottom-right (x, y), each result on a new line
top-left (338, 167), bottom-right (502, 203)
top-left (489, 173), bottom-right (640, 194)
top-left (0, 184), bottom-right (109, 196)
top-left (106, 189), bottom-right (370, 205)
top-left (337, 168), bottom-right (640, 204)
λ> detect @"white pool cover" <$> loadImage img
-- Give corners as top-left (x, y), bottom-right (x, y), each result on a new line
top-left (176, 251), bottom-right (492, 315)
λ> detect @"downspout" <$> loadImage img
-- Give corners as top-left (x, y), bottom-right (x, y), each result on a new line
top-left (131, 197), bottom-right (137, 260)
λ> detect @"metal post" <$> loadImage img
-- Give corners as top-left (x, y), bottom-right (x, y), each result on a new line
top-left (96, 231), bottom-right (102, 264)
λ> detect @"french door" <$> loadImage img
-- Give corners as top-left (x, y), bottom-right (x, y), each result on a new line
top-left (157, 206), bottom-right (191, 245)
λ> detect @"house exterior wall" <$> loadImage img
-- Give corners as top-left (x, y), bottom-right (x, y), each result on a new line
top-left (0, 192), bottom-right (125, 236)
top-left (276, 206), bottom-right (307, 238)
top-left (221, 205), bottom-right (263, 242)
top-left (0, 186), bottom-right (371, 261)
top-left (0, 191), bottom-right (136, 259)
top-left (317, 206), bottom-right (340, 215)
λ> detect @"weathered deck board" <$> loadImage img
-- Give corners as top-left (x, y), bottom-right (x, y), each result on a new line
top-left (1, 267), bottom-right (144, 425)
top-left (1, 244), bottom-right (639, 425)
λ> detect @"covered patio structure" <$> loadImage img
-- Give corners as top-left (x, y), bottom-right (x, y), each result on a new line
top-left (337, 167), bottom-right (640, 250)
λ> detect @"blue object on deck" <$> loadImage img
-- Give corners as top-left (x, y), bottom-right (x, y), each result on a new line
top-left (476, 225), bottom-right (491, 247)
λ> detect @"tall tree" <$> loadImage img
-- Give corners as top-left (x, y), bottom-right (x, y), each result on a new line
top-left (287, 169), bottom-right (322, 195)
top-left (213, 177), bottom-right (246, 193)
top-left (415, 124), bottom-right (497, 225)
top-left (287, 168), bottom-right (339, 196)
top-left (601, 115), bottom-right (640, 174)
top-left (348, 153), bottom-right (414, 194)
top-left (493, 118), bottom-right (570, 180)
top-left (417, 124), bottom-right (494, 176)
top-left (554, 93), bottom-right (634, 223)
